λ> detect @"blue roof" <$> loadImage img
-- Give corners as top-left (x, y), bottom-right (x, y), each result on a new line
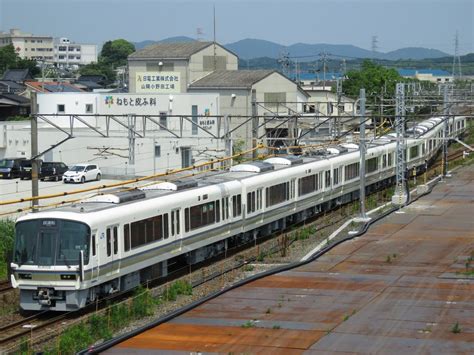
top-left (398, 69), bottom-right (451, 77)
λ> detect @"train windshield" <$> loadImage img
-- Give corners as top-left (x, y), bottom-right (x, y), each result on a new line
top-left (14, 219), bottom-right (90, 266)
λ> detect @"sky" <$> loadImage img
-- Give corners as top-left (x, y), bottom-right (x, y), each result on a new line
top-left (0, 0), bottom-right (472, 55)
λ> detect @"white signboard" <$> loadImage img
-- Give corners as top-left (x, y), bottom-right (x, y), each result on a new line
top-left (135, 72), bottom-right (180, 93)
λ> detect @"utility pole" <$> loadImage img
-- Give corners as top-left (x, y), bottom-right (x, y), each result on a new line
top-left (442, 85), bottom-right (450, 176)
top-left (251, 90), bottom-right (258, 159)
top-left (393, 83), bottom-right (407, 206)
top-left (128, 114), bottom-right (136, 166)
top-left (30, 92), bottom-right (39, 212)
top-left (319, 52), bottom-right (328, 89)
top-left (452, 31), bottom-right (462, 80)
top-left (358, 89), bottom-right (369, 220)
top-left (335, 78), bottom-right (342, 138)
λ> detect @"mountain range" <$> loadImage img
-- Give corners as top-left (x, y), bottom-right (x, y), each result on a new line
top-left (133, 37), bottom-right (450, 61)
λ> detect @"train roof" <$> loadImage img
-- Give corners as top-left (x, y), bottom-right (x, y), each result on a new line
top-left (17, 116), bottom-right (456, 221)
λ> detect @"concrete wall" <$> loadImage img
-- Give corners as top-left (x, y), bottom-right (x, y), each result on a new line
top-left (188, 44), bottom-right (238, 83)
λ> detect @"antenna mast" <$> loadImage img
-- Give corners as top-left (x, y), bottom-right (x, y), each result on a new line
top-left (452, 31), bottom-right (462, 80)
top-left (213, 5), bottom-right (217, 71)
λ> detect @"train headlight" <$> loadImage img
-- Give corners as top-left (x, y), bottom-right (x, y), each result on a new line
top-left (60, 274), bottom-right (77, 280)
top-left (18, 273), bottom-right (32, 279)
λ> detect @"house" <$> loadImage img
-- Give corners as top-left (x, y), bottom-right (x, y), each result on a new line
top-left (0, 93), bottom-right (30, 120)
top-left (1, 69), bottom-right (33, 83)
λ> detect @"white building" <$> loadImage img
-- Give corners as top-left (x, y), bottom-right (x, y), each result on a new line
top-left (0, 93), bottom-right (227, 177)
top-left (0, 28), bottom-right (54, 62)
top-left (53, 38), bottom-right (98, 69)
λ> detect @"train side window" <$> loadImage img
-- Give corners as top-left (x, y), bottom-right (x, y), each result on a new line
top-left (216, 200), bottom-right (220, 222)
top-left (106, 228), bottom-right (111, 257)
top-left (232, 194), bottom-right (241, 217)
top-left (325, 170), bottom-right (331, 189)
top-left (164, 213), bottom-right (169, 239)
top-left (152, 215), bottom-right (163, 241)
top-left (92, 234), bottom-right (96, 256)
top-left (124, 224), bottom-right (130, 252)
top-left (185, 208), bottom-right (190, 232)
top-left (176, 210), bottom-right (180, 234)
top-left (113, 226), bottom-right (118, 255)
top-left (171, 211), bottom-right (175, 236)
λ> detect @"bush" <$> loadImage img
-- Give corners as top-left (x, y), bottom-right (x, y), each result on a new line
top-left (0, 219), bottom-right (15, 279)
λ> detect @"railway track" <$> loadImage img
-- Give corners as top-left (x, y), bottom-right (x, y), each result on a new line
top-left (1, 145), bottom-right (470, 351)
top-left (0, 280), bottom-right (12, 294)
top-left (0, 310), bottom-right (70, 347)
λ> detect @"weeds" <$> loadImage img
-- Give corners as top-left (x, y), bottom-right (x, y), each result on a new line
top-left (272, 325), bottom-right (281, 329)
top-left (243, 264), bottom-right (254, 272)
top-left (451, 322), bottom-right (461, 334)
top-left (241, 320), bottom-right (256, 328)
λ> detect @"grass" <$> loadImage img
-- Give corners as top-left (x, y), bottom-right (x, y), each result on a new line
top-left (451, 322), bottom-right (462, 334)
top-left (241, 320), bottom-right (256, 328)
top-left (30, 281), bottom-right (193, 354)
top-left (0, 219), bottom-right (15, 279)
top-left (272, 325), bottom-right (281, 329)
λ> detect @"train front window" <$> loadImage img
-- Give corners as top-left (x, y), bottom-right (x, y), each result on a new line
top-left (14, 219), bottom-right (90, 266)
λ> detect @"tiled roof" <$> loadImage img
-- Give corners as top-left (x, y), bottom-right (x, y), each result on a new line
top-left (1, 69), bottom-right (32, 82)
top-left (0, 80), bottom-right (26, 93)
top-left (129, 42), bottom-right (214, 59)
top-left (25, 81), bottom-right (84, 93)
top-left (189, 70), bottom-right (275, 89)
top-left (0, 93), bottom-right (30, 105)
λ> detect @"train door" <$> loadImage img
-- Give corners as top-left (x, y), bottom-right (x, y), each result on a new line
top-left (105, 225), bottom-right (120, 275)
top-left (171, 209), bottom-right (181, 249)
top-left (90, 231), bottom-right (99, 283)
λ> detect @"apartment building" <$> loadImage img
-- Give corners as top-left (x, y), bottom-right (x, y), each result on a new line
top-left (54, 38), bottom-right (98, 69)
top-left (0, 28), bottom-right (54, 61)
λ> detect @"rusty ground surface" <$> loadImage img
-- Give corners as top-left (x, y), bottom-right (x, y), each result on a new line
top-left (105, 166), bottom-right (474, 354)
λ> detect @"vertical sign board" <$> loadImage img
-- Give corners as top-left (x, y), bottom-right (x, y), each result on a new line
top-left (135, 72), bottom-right (181, 93)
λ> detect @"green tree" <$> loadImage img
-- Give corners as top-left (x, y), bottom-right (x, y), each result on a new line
top-left (16, 57), bottom-right (40, 76)
top-left (100, 39), bottom-right (135, 68)
top-left (0, 44), bottom-right (40, 77)
top-left (0, 44), bottom-right (19, 74)
top-left (343, 60), bottom-right (405, 103)
top-left (79, 62), bottom-right (115, 81)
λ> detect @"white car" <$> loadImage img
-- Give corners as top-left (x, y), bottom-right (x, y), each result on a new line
top-left (63, 164), bottom-right (101, 183)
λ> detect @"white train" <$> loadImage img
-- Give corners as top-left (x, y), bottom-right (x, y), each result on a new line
top-left (11, 116), bottom-right (467, 311)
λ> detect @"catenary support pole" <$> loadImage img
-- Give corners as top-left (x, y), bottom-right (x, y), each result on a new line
top-left (30, 92), bottom-right (39, 212)
top-left (358, 89), bottom-right (368, 220)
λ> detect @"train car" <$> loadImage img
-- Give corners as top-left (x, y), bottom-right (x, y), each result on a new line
top-left (10, 116), bottom-right (467, 311)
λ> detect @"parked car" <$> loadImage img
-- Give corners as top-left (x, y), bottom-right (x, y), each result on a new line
top-left (0, 157), bottom-right (26, 179)
top-left (40, 162), bottom-right (69, 181)
top-left (19, 159), bottom-right (43, 180)
top-left (63, 164), bottom-right (101, 183)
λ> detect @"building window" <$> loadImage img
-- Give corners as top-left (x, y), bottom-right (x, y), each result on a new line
top-left (58, 46), bottom-right (66, 51)
top-left (159, 112), bottom-right (167, 129)
top-left (85, 104), bottom-right (93, 113)
top-left (57, 104), bottom-right (65, 113)
top-left (154, 145), bottom-right (161, 157)
top-left (191, 105), bottom-right (198, 135)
